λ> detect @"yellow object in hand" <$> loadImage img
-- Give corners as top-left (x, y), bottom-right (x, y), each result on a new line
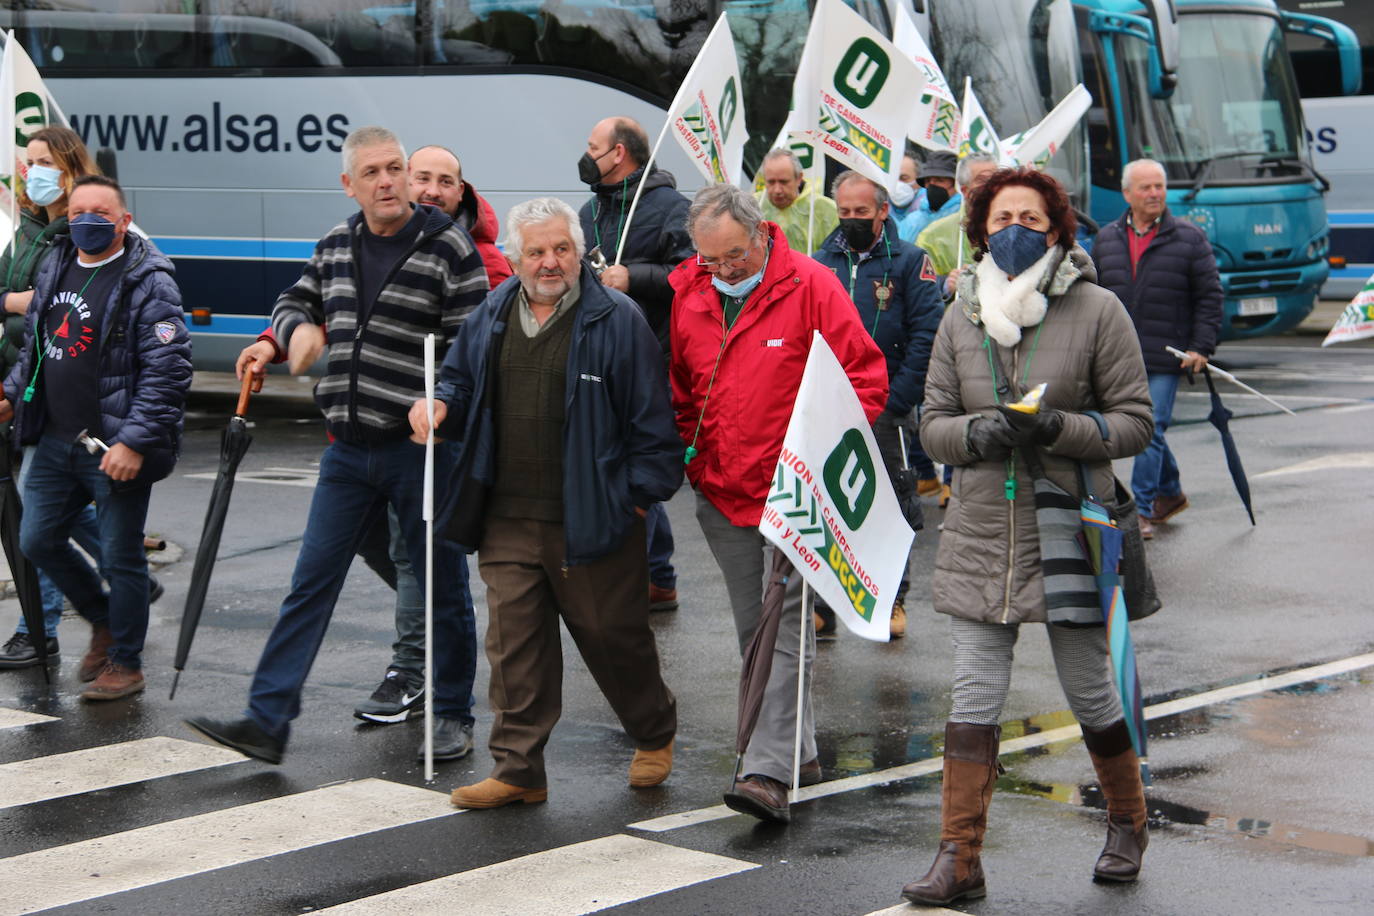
top-left (1006, 383), bottom-right (1047, 414)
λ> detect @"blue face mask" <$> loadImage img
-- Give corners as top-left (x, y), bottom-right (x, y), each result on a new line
top-left (24, 165), bottom-right (63, 207)
top-left (69, 212), bottom-right (119, 255)
top-left (987, 223), bottom-right (1050, 277)
top-left (712, 263), bottom-right (766, 299)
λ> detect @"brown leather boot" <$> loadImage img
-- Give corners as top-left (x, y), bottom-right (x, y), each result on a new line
top-left (901, 722), bottom-right (1001, 906)
top-left (1083, 720), bottom-right (1149, 882)
top-left (79, 624), bottom-right (115, 683)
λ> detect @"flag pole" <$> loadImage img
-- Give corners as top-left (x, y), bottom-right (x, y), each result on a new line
top-left (791, 580), bottom-right (810, 800)
top-left (422, 333), bottom-right (436, 783)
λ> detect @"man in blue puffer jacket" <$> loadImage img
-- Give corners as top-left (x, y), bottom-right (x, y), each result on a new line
top-left (413, 197), bottom-right (682, 810)
top-left (0, 175), bottom-right (191, 700)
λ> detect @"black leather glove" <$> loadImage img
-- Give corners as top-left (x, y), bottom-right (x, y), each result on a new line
top-left (966, 412), bottom-right (1022, 462)
top-left (996, 404), bottom-right (1065, 446)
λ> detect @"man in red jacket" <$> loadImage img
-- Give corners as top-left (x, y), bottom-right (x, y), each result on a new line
top-left (670, 183), bottom-right (888, 824)
top-left (409, 145), bottom-right (512, 287)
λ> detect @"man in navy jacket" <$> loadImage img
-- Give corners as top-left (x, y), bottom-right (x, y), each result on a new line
top-left (0, 175), bottom-right (191, 700)
top-left (413, 197), bottom-right (682, 810)
top-left (1092, 158), bottom-right (1223, 536)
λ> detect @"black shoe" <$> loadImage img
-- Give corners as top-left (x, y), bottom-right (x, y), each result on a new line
top-left (355, 669), bottom-right (425, 724)
top-left (421, 717), bottom-right (474, 762)
top-left (184, 716), bottom-right (284, 765)
top-left (0, 632), bottom-right (59, 669)
top-left (149, 574), bottom-right (165, 604)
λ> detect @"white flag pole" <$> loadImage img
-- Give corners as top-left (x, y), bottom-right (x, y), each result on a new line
top-left (422, 333), bottom-right (436, 782)
top-left (954, 195), bottom-right (967, 271)
top-left (791, 580), bottom-right (810, 799)
top-left (3, 32), bottom-right (17, 261)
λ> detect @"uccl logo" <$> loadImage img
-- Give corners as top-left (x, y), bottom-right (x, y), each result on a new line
top-left (834, 38), bottom-right (890, 109)
top-left (823, 429), bottom-right (876, 529)
top-left (13, 91), bottom-right (45, 148)
top-left (718, 77), bottom-right (738, 144)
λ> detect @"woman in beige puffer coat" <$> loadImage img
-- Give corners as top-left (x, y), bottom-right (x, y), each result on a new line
top-left (902, 169), bottom-right (1154, 908)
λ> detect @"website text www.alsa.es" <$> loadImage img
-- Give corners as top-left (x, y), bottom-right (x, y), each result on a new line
top-left (69, 106), bottom-right (350, 154)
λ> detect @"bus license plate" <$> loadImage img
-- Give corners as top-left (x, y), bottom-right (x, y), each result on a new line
top-left (1238, 297), bottom-right (1277, 316)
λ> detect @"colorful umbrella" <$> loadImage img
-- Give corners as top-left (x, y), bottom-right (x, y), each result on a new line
top-left (1079, 496), bottom-right (1150, 785)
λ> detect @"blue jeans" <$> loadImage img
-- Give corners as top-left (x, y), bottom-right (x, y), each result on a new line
top-left (15, 447), bottom-right (102, 638)
top-left (19, 436), bottom-right (152, 668)
top-left (1131, 372), bottom-right (1182, 516)
top-left (386, 508), bottom-right (425, 676)
top-left (245, 438), bottom-right (476, 744)
top-left (645, 501), bottom-right (675, 589)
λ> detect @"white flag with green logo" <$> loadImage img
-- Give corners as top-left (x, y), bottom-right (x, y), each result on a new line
top-left (667, 13), bottom-right (747, 185)
top-left (1003, 83), bottom-right (1091, 169)
top-left (892, 5), bottom-right (960, 153)
top-left (1323, 275), bottom-right (1374, 346)
top-left (957, 77), bottom-right (1011, 166)
top-left (759, 332), bottom-right (914, 642)
top-left (0, 32), bottom-right (65, 181)
top-left (795, 0), bottom-right (929, 189)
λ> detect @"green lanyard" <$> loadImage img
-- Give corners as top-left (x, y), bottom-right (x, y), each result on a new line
top-left (982, 321), bottom-right (1044, 501)
top-left (23, 264), bottom-right (105, 403)
top-left (845, 235), bottom-right (892, 337)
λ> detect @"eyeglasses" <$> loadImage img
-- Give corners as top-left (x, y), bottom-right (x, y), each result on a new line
top-left (695, 234), bottom-right (758, 271)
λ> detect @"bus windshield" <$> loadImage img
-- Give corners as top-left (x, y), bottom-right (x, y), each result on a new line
top-left (1117, 12), bottom-right (1308, 184)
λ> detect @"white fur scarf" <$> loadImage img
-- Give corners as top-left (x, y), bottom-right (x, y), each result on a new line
top-left (974, 247), bottom-right (1057, 347)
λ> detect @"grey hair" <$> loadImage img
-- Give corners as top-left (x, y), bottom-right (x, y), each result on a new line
top-left (830, 169), bottom-right (888, 208)
top-left (504, 197), bottom-right (586, 261)
top-left (1122, 158), bottom-right (1166, 191)
top-left (687, 183), bottom-right (763, 242)
top-left (342, 126), bottom-right (405, 177)
top-left (956, 152), bottom-right (998, 189)
top-left (762, 147), bottom-right (803, 179)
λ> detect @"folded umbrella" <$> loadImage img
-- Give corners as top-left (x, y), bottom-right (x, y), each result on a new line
top-left (170, 372), bottom-right (262, 699)
top-left (0, 441), bottom-right (49, 682)
top-left (735, 549), bottom-right (794, 762)
top-left (1203, 370), bottom-right (1256, 526)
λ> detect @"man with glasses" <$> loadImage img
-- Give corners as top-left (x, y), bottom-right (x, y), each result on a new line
top-left (669, 183), bottom-right (887, 824)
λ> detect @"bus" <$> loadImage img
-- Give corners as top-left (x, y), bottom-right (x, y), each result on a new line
top-left (6, 0), bottom-right (895, 370)
top-left (1277, 0), bottom-right (1373, 299)
top-left (1074, 0), bottom-right (1359, 339)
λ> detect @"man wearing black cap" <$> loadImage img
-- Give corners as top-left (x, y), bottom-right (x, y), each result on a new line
top-left (900, 150), bottom-right (961, 242)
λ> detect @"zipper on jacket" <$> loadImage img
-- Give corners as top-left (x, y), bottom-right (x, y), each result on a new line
top-left (1000, 342), bottom-right (1023, 624)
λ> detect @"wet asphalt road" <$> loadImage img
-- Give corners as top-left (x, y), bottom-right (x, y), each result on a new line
top-left (0, 334), bottom-right (1372, 915)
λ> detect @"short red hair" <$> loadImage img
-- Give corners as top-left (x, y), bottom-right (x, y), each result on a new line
top-left (964, 167), bottom-right (1077, 254)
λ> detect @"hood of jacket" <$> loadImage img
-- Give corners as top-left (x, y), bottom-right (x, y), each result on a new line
top-left (455, 181), bottom-right (500, 246)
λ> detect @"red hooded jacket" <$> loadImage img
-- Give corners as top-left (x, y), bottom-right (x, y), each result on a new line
top-left (458, 181), bottom-right (512, 287)
top-left (670, 221), bottom-right (888, 526)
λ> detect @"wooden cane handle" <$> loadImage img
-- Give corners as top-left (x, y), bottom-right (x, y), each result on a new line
top-left (235, 370), bottom-right (261, 416)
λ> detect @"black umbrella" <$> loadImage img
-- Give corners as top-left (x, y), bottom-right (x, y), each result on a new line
top-left (1204, 370), bottom-right (1256, 525)
top-left (170, 372), bottom-right (262, 699)
top-left (735, 549), bottom-right (794, 760)
top-left (0, 441), bottom-right (50, 682)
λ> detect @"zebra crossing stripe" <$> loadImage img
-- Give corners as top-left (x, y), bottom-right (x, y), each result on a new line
top-left (0, 737), bottom-right (246, 810)
top-left (0, 778), bottom-right (457, 916)
top-left (313, 834), bottom-right (757, 915)
top-left (0, 708), bottom-right (57, 730)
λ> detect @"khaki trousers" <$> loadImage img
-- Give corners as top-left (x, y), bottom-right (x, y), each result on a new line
top-left (478, 515), bottom-right (677, 788)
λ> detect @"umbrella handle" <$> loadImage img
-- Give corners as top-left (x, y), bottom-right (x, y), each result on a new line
top-left (235, 372), bottom-right (263, 417)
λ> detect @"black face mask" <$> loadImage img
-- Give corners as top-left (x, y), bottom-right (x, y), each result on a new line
top-left (925, 183), bottom-right (951, 212)
top-left (840, 217), bottom-right (877, 252)
top-left (577, 148), bottom-right (614, 186)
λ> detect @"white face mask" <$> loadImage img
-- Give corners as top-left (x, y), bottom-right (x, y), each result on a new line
top-left (890, 181), bottom-right (916, 208)
top-left (712, 264), bottom-right (766, 299)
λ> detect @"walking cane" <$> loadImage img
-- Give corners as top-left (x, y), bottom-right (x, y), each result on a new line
top-left (422, 334), bottom-right (436, 782)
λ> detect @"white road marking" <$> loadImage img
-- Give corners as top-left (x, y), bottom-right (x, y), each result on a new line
top-left (0, 737), bottom-right (246, 810)
top-left (630, 652), bottom-right (1374, 833)
top-left (315, 833), bottom-right (757, 915)
top-left (1254, 452), bottom-right (1374, 478)
top-left (0, 708), bottom-right (57, 730)
top-left (862, 905), bottom-right (965, 915)
top-left (0, 778), bottom-right (457, 915)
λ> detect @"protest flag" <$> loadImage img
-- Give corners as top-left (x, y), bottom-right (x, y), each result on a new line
top-left (1003, 83), bottom-right (1092, 169)
top-left (892, 5), bottom-right (960, 153)
top-left (1322, 276), bottom-right (1374, 346)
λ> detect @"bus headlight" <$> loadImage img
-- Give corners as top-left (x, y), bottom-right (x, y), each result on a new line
top-left (1307, 235), bottom-right (1329, 259)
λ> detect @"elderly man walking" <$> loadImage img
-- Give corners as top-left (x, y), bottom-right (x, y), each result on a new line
top-left (1092, 158), bottom-right (1223, 537)
top-left (414, 197), bottom-right (681, 810)
top-left (671, 183), bottom-right (887, 823)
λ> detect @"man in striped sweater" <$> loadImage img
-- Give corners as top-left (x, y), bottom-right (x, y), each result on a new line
top-left (186, 126), bottom-right (488, 766)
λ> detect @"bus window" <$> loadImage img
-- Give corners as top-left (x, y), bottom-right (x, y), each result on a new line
top-left (1276, 0), bottom-right (1374, 99)
top-left (229, 0), bottom-right (419, 67)
top-left (7, 5), bottom-right (199, 70)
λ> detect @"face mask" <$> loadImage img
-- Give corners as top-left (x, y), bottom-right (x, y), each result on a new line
top-left (712, 262), bottom-right (766, 299)
top-left (69, 212), bottom-right (119, 255)
top-left (925, 183), bottom-right (951, 212)
top-left (839, 217), bottom-right (877, 252)
top-left (890, 181), bottom-right (915, 208)
top-left (987, 223), bottom-right (1050, 277)
top-left (25, 165), bottom-right (63, 206)
top-left (577, 148), bottom-right (614, 186)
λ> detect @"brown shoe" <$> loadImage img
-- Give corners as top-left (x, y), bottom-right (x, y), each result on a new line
top-left (648, 584), bottom-right (679, 612)
top-left (889, 602), bottom-right (907, 639)
top-left (799, 758), bottom-right (822, 787)
top-left (1148, 492), bottom-right (1189, 523)
top-left (917, 477), bottom-right (942, 497)
top-left (79, 624), bottom-right (115, 682)
top-left (1139, 517), bottom-right (1154, 540)
top-left (1083, 721), bottom-right (1149, 882)
top-left (81, 662), bottom-right (145, 701)
top-left (724, 773), bottom-right (790, 823)
top-left (450, 777), bottom-right (548, 809)
top-left (629, 739), bottom-right (673, 787)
